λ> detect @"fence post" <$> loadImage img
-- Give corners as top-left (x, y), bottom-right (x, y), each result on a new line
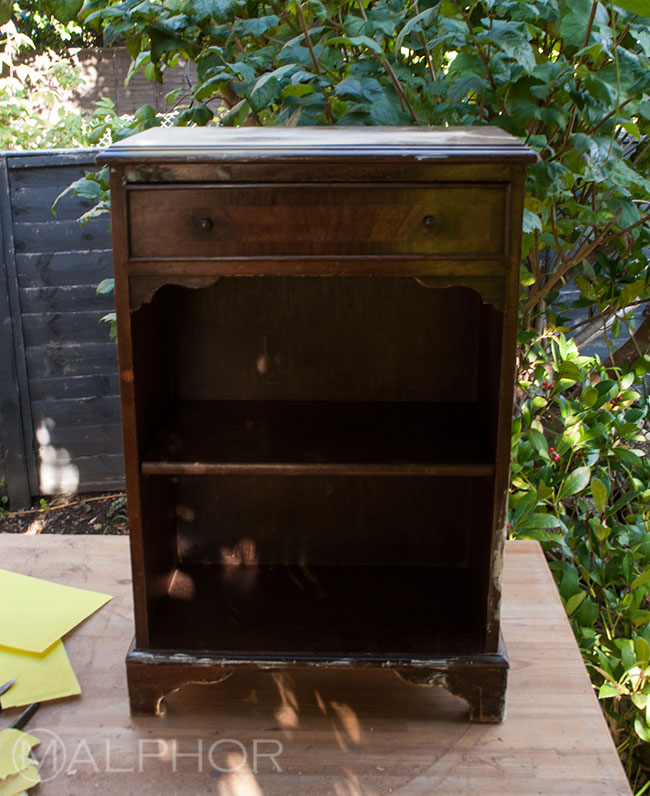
top-left (0, 155), bottom-right (33, 508)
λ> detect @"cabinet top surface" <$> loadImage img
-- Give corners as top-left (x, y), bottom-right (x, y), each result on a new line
top-left (97, 126), bottom-right (536, 165)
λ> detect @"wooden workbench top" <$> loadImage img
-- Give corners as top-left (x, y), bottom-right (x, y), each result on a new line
top-left (0, 535), bottom-right (631, 795)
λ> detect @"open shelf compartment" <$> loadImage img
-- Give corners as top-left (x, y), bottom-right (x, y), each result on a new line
top-left (147, 562), bottom-right (486, 658)
top-left (142, 399), bottom-right (495, 477)
top-left (130, 276), bottom-right (503, 659)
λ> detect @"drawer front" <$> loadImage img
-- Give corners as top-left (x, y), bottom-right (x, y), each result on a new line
top-left (127, 183), bottom-right (507, 260)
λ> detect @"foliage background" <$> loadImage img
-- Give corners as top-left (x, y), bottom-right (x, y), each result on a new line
top-left (0, 2), bottom-right (99, 149)
top-left (13, 0), bottom-right (650, 788)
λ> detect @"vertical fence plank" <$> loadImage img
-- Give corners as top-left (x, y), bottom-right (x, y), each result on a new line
top-left (8, 149), bottom-right (124, 498)
top-left (0, 156), bottom-right (34, 507)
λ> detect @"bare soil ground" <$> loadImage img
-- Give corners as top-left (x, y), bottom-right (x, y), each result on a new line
top-left (0, 493), bottom-right (129, 535)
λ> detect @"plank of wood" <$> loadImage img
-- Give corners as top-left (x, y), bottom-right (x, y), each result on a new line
top-left (6, 151), bottom-right (98, 170)
top-left (29, 374), bottom-right (120, 402)
top-left (12, 218), bottom-right (112, 254)
top-left (19, 284), bottom-right (114, 313)
top-left (0, 155), bottom-right (38, 503)
top-left (32, 421), bottom-right (123, 455)
top-left (32, 395), bottom-right (122, 427)
top-left (16, 251), bottom-right (114, 289)
top-left (77, 478), bottom-right (125, 491)
top-left (25, 342), bottom-right (117, 379)
top-left (9, 165), bottom-right (99, 223)
top-left (37, 454), bottom-right (125, 492)
top-left (21, 311), bottom-right (114, 346)
top-left (0, 536), bottom-right (631, 795)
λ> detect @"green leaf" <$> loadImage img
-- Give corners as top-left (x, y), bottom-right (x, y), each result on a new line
top-left (637, 636), bottom-right (650, 665)
top-left (598, 682), bottom-right (623, 699)
top-left (512, 491), bottom-right (539, 526)
top-left (189, 0), bottom-right (235, 22)
top-left (632, 568), bottom-right (650, 590)
top-left (591, 477), bottom-right (608, 515)
top-left (134, 105), bottom-right (156, 122)
top-left (334, 78), bottom-right (364, 101)
top-left (557, 466), bottom-right (591, 502)
top-left (519, 513), bottom-right (562, 530)
top-left (565, 591), bottom-right (586, 615)
top-left (559, 0), bottom-right (594, 48)
top-left (325, 35), bottom-right (384, 54)
top-left (0, 0), bottom-right (12, 25)
top-left (252, 64), bottom-right (300, 95)
top-left (522, 208), bottom-right (542, 234)
top-left (634, 715), bottom-right (650, 743)
top-left (528, 428), bottom-right (549, 458)
top-left (219, 99), bottom-right (251, 126)
top-left (96, 278), bottom-right (115, 295)
top-left (559, 566), bottom-right (579, 600)
top-left (608, 490), bottom-right (639, 515)
top-left (49, 0), bottom-right (84, 23)
top-left (590, 521), bottom-right (610, 542)
top-left (448, 75), bottom-right (489, 103)
top-left (581, 385), bottom-right (598, 408)
top-left (481, 19), bottom-right (536, 72)
top-left (237, 15), bottom-right (280, 38)
top-left (395, 4), bottom-right (440, 53)
top-left (615, 449), bottom-right (644, 469)
top-left (615, 0), bottom-right (650, 16)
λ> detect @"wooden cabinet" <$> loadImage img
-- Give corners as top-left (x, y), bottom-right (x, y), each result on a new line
top-left (98, 127), bottom-right (535, 721)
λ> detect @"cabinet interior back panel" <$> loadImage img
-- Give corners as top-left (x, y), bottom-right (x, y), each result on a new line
top-left (170, 474), bottom-right (484, 567)
top-left (166, 278), bottom-right (482, 403)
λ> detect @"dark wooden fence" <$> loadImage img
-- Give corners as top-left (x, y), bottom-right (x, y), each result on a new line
top-left (0, 149), bottom-right (123, 508)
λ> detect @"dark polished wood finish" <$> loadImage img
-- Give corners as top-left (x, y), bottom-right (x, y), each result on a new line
top-left (100, 126), bottom-right (534, 721)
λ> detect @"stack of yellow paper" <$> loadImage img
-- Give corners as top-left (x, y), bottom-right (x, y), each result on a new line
top-left (0, 728), bottom-right (40, 795)
top-left (0, 569), bottom-right (112, 708)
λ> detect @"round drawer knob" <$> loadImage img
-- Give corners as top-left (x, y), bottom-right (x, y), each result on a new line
top-left (422, 215), bottom-right (437, 231)
top-left (199, 217), bottom-right (213, 232)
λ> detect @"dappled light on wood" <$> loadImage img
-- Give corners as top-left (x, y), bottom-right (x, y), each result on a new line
top-left (35, 418), bottom-right (79, 495)
top-left (272, 673), bottom-right (300, 732)
top-left (330, 703), bottom-right (363, 748)
top-left (216, 754), bottom-right (264, 796)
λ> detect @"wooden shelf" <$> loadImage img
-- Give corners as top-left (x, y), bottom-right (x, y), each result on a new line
top-left (149, 563), bottom-right (484, 658)
top-left (141, 400), bottom-right (495, 477)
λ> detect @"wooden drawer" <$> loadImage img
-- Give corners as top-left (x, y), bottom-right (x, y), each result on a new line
top-left (127, 183), bottom-right (508, 260)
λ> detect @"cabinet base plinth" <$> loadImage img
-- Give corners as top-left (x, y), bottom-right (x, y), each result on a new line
top-left (395, 659), bottom-right (507, 722)
top-left (126, 638), bottom-right (508, 721)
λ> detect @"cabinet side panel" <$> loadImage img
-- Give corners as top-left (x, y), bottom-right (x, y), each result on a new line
top-left (130, 297), bottom-right (178, 635)
top-left (484, 170), bottom-right (526, 651)
top-left (111, 168), bottom-right (176, 647)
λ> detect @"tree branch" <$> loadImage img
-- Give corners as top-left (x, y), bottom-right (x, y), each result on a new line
top-left (602, 312), bottom-right (650, 371)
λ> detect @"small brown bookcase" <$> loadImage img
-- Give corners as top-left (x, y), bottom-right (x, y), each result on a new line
top-left (98, 127), bottom-right (535, 720)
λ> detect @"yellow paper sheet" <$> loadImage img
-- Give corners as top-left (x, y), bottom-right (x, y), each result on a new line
top-left (0, 765), bottom-right (40, 795)
top-left (0, 641), bottom-right (80, 708)
top-left (0, 568), bottom-right (111, 654)
top-left (0, 730), bottom-right (39, 780)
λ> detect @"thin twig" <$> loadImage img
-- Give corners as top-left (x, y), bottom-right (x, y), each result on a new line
top-left (413, 0), bottom-right (437, 81)
top-left (296, 4), bottom-right (322, 75)
top-left (587, 96), bottom-right (635, 136)
top-left (2, 493), bottom-right (126, 518)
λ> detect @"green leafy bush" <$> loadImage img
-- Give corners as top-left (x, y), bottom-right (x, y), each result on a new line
top-left (0, 17), bottom-right (92, 149)
top-left (512, 331), bottom-right (650, 786)
top-left (77, 0), bottom-right (650, 365)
